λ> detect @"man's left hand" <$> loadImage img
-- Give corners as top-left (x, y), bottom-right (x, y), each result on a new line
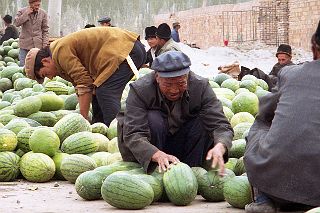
top-left (206, 143), bottom-right (226, 176)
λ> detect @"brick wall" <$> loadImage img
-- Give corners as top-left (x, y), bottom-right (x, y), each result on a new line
top-left (288, 0), bottom-right (320, 51)
top-left (154, 0), bottom-right (320, 50)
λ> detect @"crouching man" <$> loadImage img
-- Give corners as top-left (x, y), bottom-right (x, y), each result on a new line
top-left (117, 51), bottom-right (233, 173)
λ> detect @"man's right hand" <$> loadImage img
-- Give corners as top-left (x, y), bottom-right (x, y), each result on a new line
top-left (27, 7), bottom-right (34, 15)
top-left (151, 150), bottom-right (180, 173)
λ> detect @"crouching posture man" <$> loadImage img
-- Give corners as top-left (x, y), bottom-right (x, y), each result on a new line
top-left (117, 51), bottom-right (233, 173)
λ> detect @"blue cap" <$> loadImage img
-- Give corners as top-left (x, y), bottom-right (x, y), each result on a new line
top-left (151, 51), bottom-right (191, 78)
top-left (98, 16), bottom-right (111, 23)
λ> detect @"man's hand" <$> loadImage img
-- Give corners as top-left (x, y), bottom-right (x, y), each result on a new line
top-left (206, 143), bottom-right (227, 176)
top-left (27, 7), bottom-right (34, 15)
top-left (151, 150), bottom-right (180, 173)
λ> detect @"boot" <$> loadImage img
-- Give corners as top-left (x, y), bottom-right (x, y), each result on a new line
top-left (245, 193), bottom-right (277, 213)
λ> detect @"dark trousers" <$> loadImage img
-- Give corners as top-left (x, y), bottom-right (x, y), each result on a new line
top-left (147, 110), bottom-right (213, 166)
top-left (92, 40), bottom-right (146, 126)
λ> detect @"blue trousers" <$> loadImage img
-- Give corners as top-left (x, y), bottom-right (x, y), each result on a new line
top-left (19, 48), bottom-right (29, 67)
top-left (147, 110), bottom-right (214, 166)
top-left (92, 40), bottom-right (146, 126)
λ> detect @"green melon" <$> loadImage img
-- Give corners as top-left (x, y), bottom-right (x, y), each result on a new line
top-left (101, 173), bottom-right (154, 209)
top-left (64, 93), bottom-right (78, 110)
top-left (214, 73), bottom-right (231, 85)
top-left (106, 152), bottom-right (122, 164)
top-left (37, 93), bottom-right (64, 111)
top-left (223, 176), bottom-right (252, 209)
top-left (163, 163), bottom-right (198, 206)
top-left (0, 78), bottom-right (13, 92)
top-left (229, 139), bottom-right (246, 158)
top-left (134, 174), bottom-right (163, 202)
top-left (0, 101), bottom-right (11, 110)
top-left (106, 119), bottom-right (118, 140)
top-left (257, 79), bottom-right (269, 91)
top-left (241, 75), bottom-right (258, 83)
top-left (94, 161), bottom-right (141, 178)
top-left (60, 154), bottom-right (97, 183)
top-left (218, 96), bottom-right (232, 109)
top-left (32, 84), bottom-right (44, 92)
top-left (306, 207), bottom-right (320, 213)
top-left (12, 72), bottom-right (25, 83)
top-left (28, 112), bottom-right (58, 127)
top-left (234, 157), bottom-right (246, 176)
top-left (14, 95), bottom-right (42, 117)
top-left (16, 127), bottom-right (36, 153)
top-left (209, 80), bottom-right (220, 88)
top-left (191, 167), bottom-right (208, 193)
top-left (224, 158), bottom-right (238, 172)
top-left (233, 122), bottom-right (252, 140)
top-left (0, 128), bottom-right (17, 151)
top-left (0, 151), bottom-right (20, 181)
top-left (235, 88), bottom-right (250, 95)
top-left (198, 169), bottom-right (235, 202)
top-left (1, 66), bottom-right (23, 80)
top-left (91, 122), bottom-right (108, 135)
top-left (232, 92), bottom-right (259, 116)
top-left (239, 80), bottom-right (257, 93)
top-left (223, 106), bottom-right (234, 122)
top-left (29, 128), bottom-right (60, 157)
top-left (230, 112), bottom-right (255, 128)
top-left (61, 131), bottom-right (99, 154)
top-left (213, 88), bottom-right (235, 100)
top-left (45, 81), bottom-right (69, 95)
top-left (221, 78), bottom-right (240, 92)
top-left (75, 170), bottom-right (106, 200)
top-left (107, 137), bottom-right (119, 153)
top-left (255, 89), bottom-right (270, 97)
top-left (14, 78), bottom-right (33, 91)
top-left (0, 114), bottom-right (17, 126)
top-left (52, 152), bottom-right (69, 180)
top-left (93, 133), bottom-right (109, 152)
top-left (88, 152), bottom-right (112, 167)
top-left (51, 110), bottom-right (73, 121)
top-left (11, 41), bottom-right (19, 49)
top-left (4, 118), bottom-right (31, 134)
top-left (54, 113), bottom-right (91, 142)
top-left (19, 152), bottom-right (56, 182)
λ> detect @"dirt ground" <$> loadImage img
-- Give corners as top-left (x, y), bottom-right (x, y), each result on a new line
top-left (0, 180), bottom-right (305, 213)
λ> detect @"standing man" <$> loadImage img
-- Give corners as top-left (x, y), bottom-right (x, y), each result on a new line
top-left (171, 22), bottom-right (181, 42)
top-left (14, 0), bottom-right (49, 67)
top-left (244, 21), bottom-right (320, 213)
top-left (144, 26), bottom-right (158, 67)
top-left (24, 27), bottom-right (146, 126)
top-left (0, 15), bottom-right (19, 45)
top-left (155, 23), bottom-right (181, 57)
top-left (98, 16), bottom-right (112, 27)
top-left (117, 51), bottom-right (233, 173)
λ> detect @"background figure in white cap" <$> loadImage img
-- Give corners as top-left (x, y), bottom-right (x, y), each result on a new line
top-left (24, 27), bottom-right (146, 126)
top-left (117, 50), bottom-right (233, 174)
top-left (171, 22), bottom-right (181, 42)
top-left (98, 16), bottom-right (112, 27)
top-left (14, 0), bottom-right (49, 67)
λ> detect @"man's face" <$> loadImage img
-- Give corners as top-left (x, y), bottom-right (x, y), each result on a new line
top-left (277, 53), bottom-right (291, 65)
top-left (29, 1), bottom-right (41, 12)
top-left (37, 57), bottom-right (57, 80)
top-left (156, 37), bottom-right (166, 48)
top-left (100, 22), bottom-right (111, 27)
top-left (156, 74), bottom-right (188, 101)
top-left (147, 37), bottom-right (158, 48)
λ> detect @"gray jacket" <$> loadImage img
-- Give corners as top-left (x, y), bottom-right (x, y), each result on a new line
top-left (14, 7), bottom-right (49, 50)
top-left (244, 60), bottom-right (320, 206)
top-left (156, 38), bottom-right (181, 56)
top-left (117, 71), bottom-right (233, 172)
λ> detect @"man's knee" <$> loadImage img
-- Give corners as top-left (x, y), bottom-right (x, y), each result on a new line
top-left (147, 110), bottom-right (166, 132)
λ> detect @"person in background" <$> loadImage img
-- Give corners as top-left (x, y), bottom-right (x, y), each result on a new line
top-left (14, 0), bottom-right (49, 67)
top-left (144, 26), bottom-right (158, 67)
top-left (84, 24), bottom-right (95, 29)
top-left (0, 15), bottom-right (19, 45)
top-left (269, 44), bottom-right (295, 77)
top-left (155, 23), bottom-right (180, 57)
top-left (117, 51), bottom-right (233, 173)
top-left (24, 27), bottom-right (146, 126)
top-left (98, 16), bottom-right (112, 27)
top-left (244, 21), bottom-right (320, 213)
top-left (171, 22), bottom-right (181, 42)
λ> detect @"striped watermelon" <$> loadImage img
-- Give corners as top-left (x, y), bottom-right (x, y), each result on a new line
top-left (4, 118), bottom-right (31, 134)
top-left (64, 93), bottom-right (78, 110)
top-left (101, 173), bottom-right (154, 209)
top-left (0, 151), bottom-right (20, 181)
top-left (107, 137), bottom-right (119, 153)
top-left (163, 163), bottom-right (198, 206)
top-left (75, 170), bottom-right (106, 200)
top-left (0, 114), bottom-right (17, 125)
top-left (29, 128), bottom-right (60, 157)
top-left (51, 110), bottom-right (73, 121)
top-left (61, 131), bottom-right (99, 154)
top-left (93, 133), bottom-right (109, 152)
top-left (54, 113), bottom-right (91, 142)
top-left (19, 152), bottom-right (56, 182)
top-left (88, 152), bottom-right (112, 167)
top-left (134, 174), bottom-right (163, 202)
top-left (52, 152), bottom-right (69, 180)
top-left (94, 161), bottom-right (141, 178)
top-left (38, 93), bottom-right (64, 111)
top-left (60, 154), bottom-right (97, 183)
top-left (0, 128), bottom-right (18, 151)
top-left (223, 176), bottom-right (252, 209)
top-left (234, 157), bottom-right (246, 176)
top-left (106, 119), bottom-right (118, 140)
top-left (13, 95), bottom-right (42, 117)
top-left (16, 127), bottom-right (36, 153)
top-left (28, 111), bottom-right (58, 127)
top-left (45, 81), bottom-right (69, 95)
top-left (91, 122), bottom-right (108, 135)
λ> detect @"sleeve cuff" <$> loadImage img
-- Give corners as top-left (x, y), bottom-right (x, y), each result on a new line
top-left (76, 85), bottom-right (94, 95)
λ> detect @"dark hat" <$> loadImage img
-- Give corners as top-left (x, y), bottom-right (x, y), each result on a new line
top-left (151, 51), bottom-right (191, 78)
top-left (172, 22), bottom-right (180, 28)
top-left (2, 15), bottom-right (12, 24)
top-left (98, 16), bottom-right (111, 23)
top-left (145, 26), bottom-right (157, 40)
top-left (276, 44), bottom-right (292, 57)
top-left (156, 23), bottom-right (171, 39)
top-left (84, 24), bottom-right (95, 28)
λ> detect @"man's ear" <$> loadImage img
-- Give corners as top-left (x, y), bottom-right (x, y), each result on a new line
top-left (155, 72), bottom-right (160, 83)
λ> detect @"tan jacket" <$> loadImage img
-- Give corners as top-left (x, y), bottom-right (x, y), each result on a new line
top-left (14, 7), bottom-right (49, 50)
top-left (50, 27), bottom-right (139, 92)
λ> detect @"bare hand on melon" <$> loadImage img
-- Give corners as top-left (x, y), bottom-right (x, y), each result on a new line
top-left (151, 150), bottom-right (179, 173)
top-left (206, 143), bottom-right (226, 177)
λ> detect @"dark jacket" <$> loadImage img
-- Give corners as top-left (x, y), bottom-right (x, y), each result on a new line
top-left (0, 25), bottom-right (19, 45)
top-left (117, 71), bottom-right (233, 172)
top-left (239, 66), bottom-right (274, 91)
top-left (269, 61), bottom-right (295, 77)
top-left (145, 48), bottom-right (154, 66)
top-left (244, 60), bottom-right (320, 206)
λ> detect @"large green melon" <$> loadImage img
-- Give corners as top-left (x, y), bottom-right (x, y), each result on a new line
top-left (134, 174), bottom-right (164, 202)
top-left (213, 73), bottom-right (231, 85)
top-left (19, 152), bottom-right (56, 182)
top-left (61, 131), bottom-right (99, 155)
top-left (52, 152), bottom-right (69, 180)
top-left (232, 92), bottom-right (259, 116)
top-left (101, 173), bottom-right (154, 209)
top-left (16, 127), bottom-right (36, 153)
top-left (163, 162), bottom-right (198, 206)
top-left (230, 112), bottom-right (255, 128)
top-left (88, 152), bottom-right (112, 167)
top-left (14, 95), bottom-right (42, 117)
top-left (91, 122), bottom-right (108, 135)
top-left (29, 128), bottom-right (60, 157)
top-left (229, 139), bottom-right (246, 159)
top-left (75, 170), bottom-right (106, 200)
top-left (0, 151), bottom-right (20, 181)
top-left (106, 119), bottom-right (118, 140)
top-left (0, 128), bottom-right (17, 151)
top-left (223, 176), bottom-right (252, 209)
top-left (38, 93), bottom-right (65, 111)
top-left (221, 78), bottom-right (240, 92)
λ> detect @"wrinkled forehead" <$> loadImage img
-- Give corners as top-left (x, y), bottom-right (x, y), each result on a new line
top-left (160, 74), bottom-right (188, 82)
